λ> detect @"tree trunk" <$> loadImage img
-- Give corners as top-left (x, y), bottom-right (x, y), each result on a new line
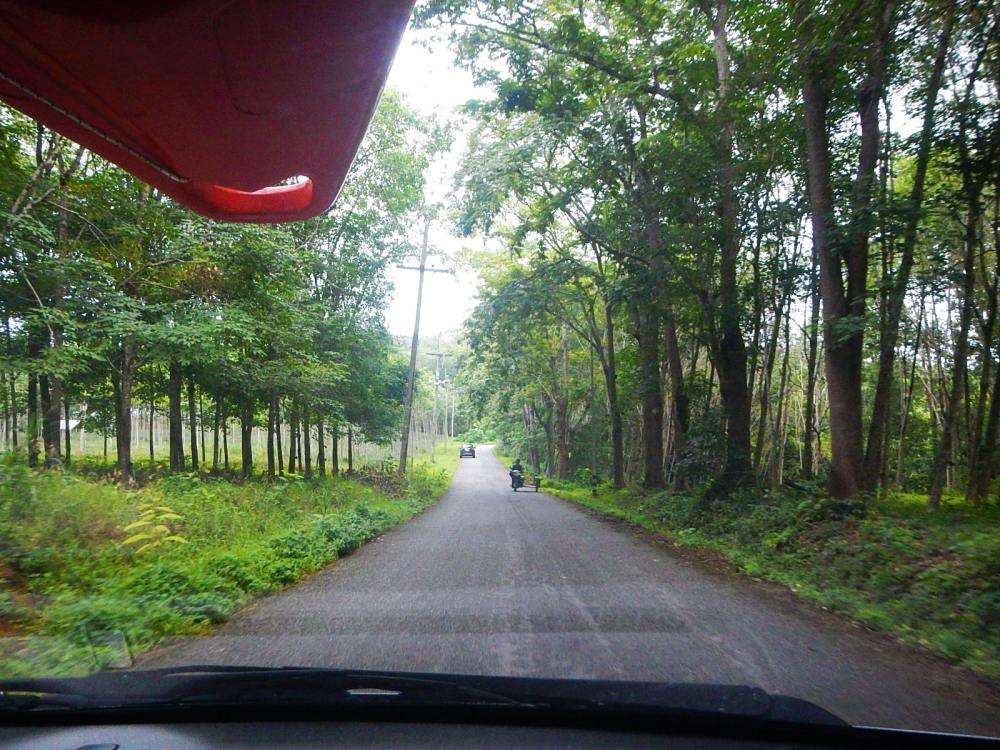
top-left (968, 309), bottom-right (995, 493)
top-left (967, 188), bottom-right (1000, 501)
top-left (288, 399), bottom-right (298, 474)
top-left (347, 424), bottom-right (353, 474)
top-left (753, 304), bottom-right (781, 472)
top-left (802, 66), bottom-right (867, 497)
top-left (63, 395), bottom-right (71, 468)
top-left (26, 337), bottom-right (40, 467)
top-left (971, 351), bottom-right (1000, 504)
top-left (39, 374), bottom-right (49, 452)
top-left (636, 305), bottom-right (665, 489)
top-left (555, 396), bottom-right (569, 480)
top-left (802, 245), bottom-right (821, 479)
top-left (187, 374), bottom-right (199, 472)
top-left (929, 177), bottom-right (983, 508)
top-left (798, 6), bottom-right (891, 497)
top-left (895, 303), bottom-right (923, 487)
top-left (662, 300), bottom-right (689, 486)
top-left (275, 399), bottom-right (284, 474)
top-left (112, 344), bottom-right (135, 484)
top-left (8, 371), bottom-right (16, 450)
top-left (266, 397), bottom-right (276, 478)
top-left (3, 320), bottom-right (15, 451)
top-left (706, 0), bottom-right (751, 490)
top-left (863, 1), bottom-right (955, 489)
top-left (199, 392), bottom-right (206, 465)
top-left (148, 390), bottom-right (155, 464)
top-left (303, 404), bottom-right (312, 478)
top-left (222, 405), bottom-right (229, 471)
top-left (212, 395), bottom-right (221, 472)
top-left (522, 403), bottom-right (541, 471)
top-left (555, 326), bottom-right (570, 480)
top-left (331, 422), bottom-right (339, 475)
top-left (26, 371), bottom-right (39, 466)
top-left (1, 373), bottom-right (7, 450)
top-left (770, 304), bottom-right (793, 487)
top-left (40, 373), bottom-right (60, 465)
top-left (42, 370), bottom-right (62, 465)
top-left (40, 158), bottom-right (76, 469)
top-left (542, 397), bottom-right (555, 477)
top-left (603, 302), bottom-right (625, 488)
top-left (746, 195), bottom-right (770, 409)
top-left (317, 418), bottom-right (326, 477)
top-left (756, 235), bottom-right (801, 476)
top-left (1, 372), bottom-right (6, 450)
top-left (167, 361), bottom-right (184, 472)
top-left (240, 400), bottom-right (254, 479)
top-left (704, 358), bottom-right (716, 418)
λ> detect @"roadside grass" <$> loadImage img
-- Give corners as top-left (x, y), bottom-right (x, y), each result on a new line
top-left (0, 444), bottom-right (459, 676)
top-left (542, 478), bottom-right (1000, 678)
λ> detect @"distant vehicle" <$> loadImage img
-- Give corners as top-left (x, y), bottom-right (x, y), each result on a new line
top-left (459, 444), bottom-right (476, 458)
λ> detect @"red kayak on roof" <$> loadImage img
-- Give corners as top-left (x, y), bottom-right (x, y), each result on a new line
top-left (0, 0), bottom-right (415, 222)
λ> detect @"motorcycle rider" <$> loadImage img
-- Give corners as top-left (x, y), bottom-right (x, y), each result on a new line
top-left (510, 457), bottom-right (525, 489)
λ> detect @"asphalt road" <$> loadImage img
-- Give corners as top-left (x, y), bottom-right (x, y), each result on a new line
top-left (145, 446), bottom-right (999, 735)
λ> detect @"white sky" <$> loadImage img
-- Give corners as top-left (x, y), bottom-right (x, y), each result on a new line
top-left (382, 26), bottom-right (484, 340)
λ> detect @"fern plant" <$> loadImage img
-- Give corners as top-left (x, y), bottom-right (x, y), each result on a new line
top-left (121, 503), bottom-right (187, 554)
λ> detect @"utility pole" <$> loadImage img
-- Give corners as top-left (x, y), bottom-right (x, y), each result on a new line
top-left (397, 217), bottom-right (452, 474)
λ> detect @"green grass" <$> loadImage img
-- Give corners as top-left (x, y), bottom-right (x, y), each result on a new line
top-left (0, 445), bottom-right (459, 676)
top-left (542, 479), bottom-right (1000, 678)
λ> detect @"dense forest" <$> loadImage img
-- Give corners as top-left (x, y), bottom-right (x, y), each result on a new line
top-left (0, 90), bottom-right (448, 483)
top-left (431, 0), bottom-right (1000, 505)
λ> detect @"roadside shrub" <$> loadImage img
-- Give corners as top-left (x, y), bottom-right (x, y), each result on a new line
top-left (172, 592), bottom-right (235, 624)
top-left (0, 591), bottom-right (32, 625)
top-left (43, 594), bottom-right (172, 646)
top-left (0, 453), bottom-right (35, 520)
top-left (261, 559), bottom-right (299, 585)
top-left (355, 468), bottom-right (407, 497)
top-left (208, 552), bottom-right (265, 592)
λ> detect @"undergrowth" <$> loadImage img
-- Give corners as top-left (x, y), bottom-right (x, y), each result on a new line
top-left (0, 448), bottom-right (457, 676)
top-left (542, 478), bottom-right (1000, 678)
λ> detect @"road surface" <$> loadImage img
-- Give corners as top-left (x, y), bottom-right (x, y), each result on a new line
top-left (145, 446), bottom-right (999, 735)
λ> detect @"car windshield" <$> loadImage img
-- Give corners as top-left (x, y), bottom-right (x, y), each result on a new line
top-left (0, 0), bottom-right (997, 740)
